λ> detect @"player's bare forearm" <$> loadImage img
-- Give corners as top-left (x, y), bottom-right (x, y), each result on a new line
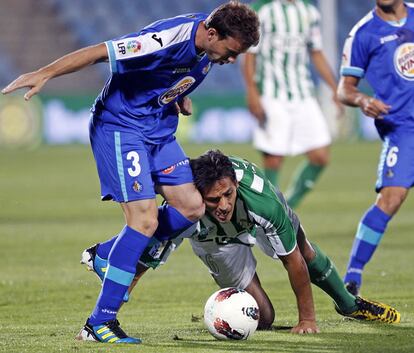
top-left (337, 76), bottom-right (366, 107)
top-left (242, 52), bottom-right (257, 90)
top-left (280, 247), bottom-right (319, 334)
top-left (338, 76), bottom-right (391, 118)
top-left (2, 43), bottom-right (108, 100)
top-left (242, 53), bottom-right (266, 123)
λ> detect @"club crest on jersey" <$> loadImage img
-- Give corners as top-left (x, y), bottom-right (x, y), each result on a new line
top-left (133, 180), bottom-right (143, 192)
top-left (158, 76), bottom-right (196, 105)
top-left (126, 39), bottom-right (141, 53)
top-left (202, 62), bottom-right (212, 75)
top-left (394, 43), bottom-right (414, 80)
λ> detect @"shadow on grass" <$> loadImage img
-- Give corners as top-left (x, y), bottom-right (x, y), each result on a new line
top-left (142, 324), bottom-right (414, 353)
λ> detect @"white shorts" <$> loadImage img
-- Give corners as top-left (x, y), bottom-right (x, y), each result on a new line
top-left (190, 240), bottom-right (257, 289)
top-left (189, 229), bottom-right (282, 289)
top-left (253, 97), bottom-right (331, 156)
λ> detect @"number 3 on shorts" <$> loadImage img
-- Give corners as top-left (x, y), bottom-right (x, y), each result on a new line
top-left (386, 146), bottom-right (399, 167)
top-left (127, 151), bottom-right (141, 177)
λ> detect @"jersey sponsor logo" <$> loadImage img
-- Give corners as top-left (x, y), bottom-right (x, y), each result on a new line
top-left (394, 42), bottom-right (414, 80)
top-left (158, 76), bottom-right (196, 105)
top-left (126, 39), bottom-right (142, 53)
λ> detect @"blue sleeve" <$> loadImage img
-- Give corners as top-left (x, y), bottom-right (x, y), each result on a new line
top-left (340, 30), bottom-right (369, 78)
top-left (106, 33), bottom-right (169, 74)
top-left (106, 20), bottom-right (194, 74)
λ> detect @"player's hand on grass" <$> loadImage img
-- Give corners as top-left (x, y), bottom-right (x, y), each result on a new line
top-left (176, 96), bottom-right (192, 116)
top-left (290, 320), bottom-right (320, 334)
top-left (2, 71), bottom-right (48, 101)
top-left (359, 96), bottom-right (391, 119)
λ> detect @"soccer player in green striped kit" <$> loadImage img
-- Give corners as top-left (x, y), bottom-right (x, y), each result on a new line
top-left (243, 0), bottom-right (343, 208)
top-left (83, 150), bottom-right (401, 333)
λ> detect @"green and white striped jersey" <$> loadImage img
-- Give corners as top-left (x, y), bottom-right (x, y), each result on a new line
top-left (191, 156), bottom-right (299, 257)
top-left (249, 0), bottom-right (322, 100)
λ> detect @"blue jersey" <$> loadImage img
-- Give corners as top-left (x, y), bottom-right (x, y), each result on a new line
top-left (340, 3), bottom-right (414, 131)
top-left (92, 13), bottom-right (213, 143)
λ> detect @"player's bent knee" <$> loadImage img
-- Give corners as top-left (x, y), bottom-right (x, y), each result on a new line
top-left (378, 189), bottom-right (408, 214)
top-left (190, 201), bottom-right (205, 220)
top-left (178, 193), bottom-right (205, 221)
top-left (257, 306), bottom-right (275, 330)
top-left (128, 218), bottom-right (158, 236)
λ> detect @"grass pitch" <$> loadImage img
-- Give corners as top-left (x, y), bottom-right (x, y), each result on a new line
top-left (0, 142), bottom-right (413, 353)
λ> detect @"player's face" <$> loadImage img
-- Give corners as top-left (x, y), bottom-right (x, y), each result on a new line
top-left (205, 29), bottom-right (244, 65)
top-left (202, 177), bottom-right (238, 223)
top-left (376, 0), bottom-right (403, 9)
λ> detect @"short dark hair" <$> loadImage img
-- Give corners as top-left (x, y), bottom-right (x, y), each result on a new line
top-left (205, 1), bottom-right (260, 50)
top-left (190, 150), bottom-right (237, 195)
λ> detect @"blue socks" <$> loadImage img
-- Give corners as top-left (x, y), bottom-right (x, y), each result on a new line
top-left (153, 204), bottom-right (195, 241)
top-left (344, 205), bottom-right (392, 287)
top-left (96, 205), bottom-right (194, 259)
top-left (96, 235), bottom-right (117, 259)
top-left (89, 205), bottom-right (194, 325)
top-left (89, 226), bottom-right (150, 325)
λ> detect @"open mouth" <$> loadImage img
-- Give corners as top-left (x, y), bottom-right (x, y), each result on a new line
top-left (216, 211), bottom-right (228, 222)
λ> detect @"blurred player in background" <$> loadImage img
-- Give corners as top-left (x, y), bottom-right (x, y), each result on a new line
top-left (83, 150), bottom-right (401, 334)
top-left (242, 0), bottom-right (343, 209)
top-left (338, 0), bottom-right (414, 296)
top-left (2, 1), bottom-right (259, 344)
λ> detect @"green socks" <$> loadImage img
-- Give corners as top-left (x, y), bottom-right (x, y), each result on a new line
top-left (307, 243), bottom-right (357, 313)
top-left (285, 162), bottom-right (324, 209)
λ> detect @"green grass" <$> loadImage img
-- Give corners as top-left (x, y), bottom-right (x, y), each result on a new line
top-left (0, 142), bottom-right (413, 353)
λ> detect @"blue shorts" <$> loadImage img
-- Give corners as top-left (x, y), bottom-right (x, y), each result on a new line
top-left (376, 127), bottom-right (414, 192)
top-left (89, 115), bottom-right (193, 202)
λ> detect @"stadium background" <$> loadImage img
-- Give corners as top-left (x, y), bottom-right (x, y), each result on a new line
top-left (0, 0), bottom-right (379, 148)
top-left (1, 2), bottom-right (414, 352)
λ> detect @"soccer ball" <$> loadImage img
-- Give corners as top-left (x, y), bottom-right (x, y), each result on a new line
top-left (204, 287), bottom-right (260, 340)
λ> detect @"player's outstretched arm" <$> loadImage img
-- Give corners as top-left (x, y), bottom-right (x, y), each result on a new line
top-left (280, 247), bottom-right (320, 334)
top-left (338, 75), bottom-right (391, 119)
top-left (1, 43), bottom-right (108, 101)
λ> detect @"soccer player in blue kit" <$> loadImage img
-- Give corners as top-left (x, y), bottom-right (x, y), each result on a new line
top-left (338, 0), bottom-right (414, 295)
top-left (2, 1), bottom-right (260, 344)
